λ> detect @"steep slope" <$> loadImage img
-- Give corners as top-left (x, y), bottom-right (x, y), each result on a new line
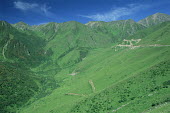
top-left (127, 21), bottom-right (170, 45)
top-left (30, 21), bottom-right (114, 69)
top-left (0, 61), bottom-right (59, 113)
top-left (31, 22), bottom-right (60, 40)
top-left (12, 14), bottom-right (170, 69)
top-left (138, 21), bottom-right (170, 45)
top-left (0, 21), bottom-right (47, 66)
top-left (85, 19), bottom-right (145, 42)
top-left (13, 19), bottom-right (145, 67)
top-left (12, 20), bottom-right (144, 71)
top-left (71, 60), bottom-right (170, 113)
top-left (18, 45), bottom-right (170, 113)
top-left (0, 21), bottom-right (44, 61)
top-left (33, 21), bottom-right (114, 47)
top-left (18, 21), bottom-right (170, 113)
top-left (12, 22), bottom-right (37, 36)
top-left (138, 13), bottom-right (170, 27)
top-left (0, 21), bottom-right (59, 113)
top-left (0, 62), bottom-right (39, 113)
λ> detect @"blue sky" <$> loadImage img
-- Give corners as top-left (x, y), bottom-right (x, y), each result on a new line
top-left (1, 0), bottom-right (170, 25)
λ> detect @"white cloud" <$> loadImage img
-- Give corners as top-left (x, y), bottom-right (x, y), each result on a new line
top-left (80, 4), bottom-right (149, 21)
top-left (14, 1), bottom-right (54, 17)
top-left (14, 1), bottom-right (38, 11)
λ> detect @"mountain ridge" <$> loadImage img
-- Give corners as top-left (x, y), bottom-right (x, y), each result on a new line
top-left (10, 13), bottom-right (170, 26)
top-left (138, 13), bottom-right (170, 27)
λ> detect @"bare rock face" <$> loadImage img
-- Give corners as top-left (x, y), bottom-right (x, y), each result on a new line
top-left (138, 13), bottom-right (170, 27)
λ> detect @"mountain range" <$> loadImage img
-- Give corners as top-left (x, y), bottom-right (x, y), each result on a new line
top-left (0, 13), bottom-right (170, 113)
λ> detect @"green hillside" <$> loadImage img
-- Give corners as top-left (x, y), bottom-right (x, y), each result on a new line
top-left (86, 19), bottom-right (145, 42)
top-left (19, 45), bottom-right (170, 113)
top-left (18, 21), bottom-right (170, 113)
top-left (0, 13), bottom-right (170, 113)
top-left (0, 21), bottom-right (47, 66)
top-left (0, 21), bottom-right (59, 113)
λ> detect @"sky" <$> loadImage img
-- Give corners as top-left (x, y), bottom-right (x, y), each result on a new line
top-left (1, 0), bottom-right (170, 25)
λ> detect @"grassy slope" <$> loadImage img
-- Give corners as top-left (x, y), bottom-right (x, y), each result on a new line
top-left (127, 21), bottom-right (170, 45)
top-left (31, 20), bottom-right (146, 73)
top-left (139, 21), bottom-right (170, 45)
top-left (29, 21), bottom-right (116, 74)
top-left (11, 20), bottom-right (145, 72)
top-left (18, 45), bottom-right (170, 113)
top-left (18, 22), bottom-right (170, 113)
top-left (70, 58), bottom-right (170, 113)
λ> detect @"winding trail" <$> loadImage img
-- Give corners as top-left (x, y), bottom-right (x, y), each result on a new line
top-left (112, 102), bottom-right (130, 112)
top-left (2, 39), bottom-right (11, 59)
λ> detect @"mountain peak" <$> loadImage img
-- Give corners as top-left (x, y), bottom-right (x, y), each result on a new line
top-left (14, 21), bottom-right (30, 27)
top-left (153, 12), bottom-right (167, 15)
top-left (0, 21), bottom-right (11, 26)
top-left (152, 13), bottom-right (170, 19)
top-left (13, 21), bottom-right (31, 30)
top-left (0, 21), bottom-right (13, 30)
top-left (138, 13), bottom-right (170, 27)
top-left (16, 21), bottom-right (29, 25)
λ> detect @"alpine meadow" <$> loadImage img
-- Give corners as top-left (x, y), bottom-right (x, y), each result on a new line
top-left (0, 3), bottom-right (170, 112)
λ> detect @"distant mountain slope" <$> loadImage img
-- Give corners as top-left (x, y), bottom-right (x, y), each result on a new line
top-left (29, 21), bottom-right (114, 68)
top-left (11, 19), bottom-right (146, 69)
top-left (138, 21), bottom-right (170, 45)
top-left (85, 19), bottom-right (145, 42)
top-left (32, 21), bottom-right (113, 47)
top-left (138, 13), bottom-right (170, 27)
top-left (11, 13), bottom-right (170, 68)
top-left (12, 21), bottom-right (31, 30)
top-left (0, 21), bottom-right (47, 66)
top-left (127, 21), bottom-right (170, 45)
top-left (31, 22), bottom-right (60, 40)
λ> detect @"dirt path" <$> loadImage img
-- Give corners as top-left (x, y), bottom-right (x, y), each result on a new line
top-left (113, 44), bottom-right (170, 51)
top-left (89, 80), bottom-right (96, 93)
top-left (143, 44), bottom-right (170, 47)
top-left (68, 72), bottom-right (79, 76)
top-left (65, 93), bottom-right (86, 96)
top-left (2, 39), bottom-right (11, 59)
top-left (112, 102), bottom-right (130, 112)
